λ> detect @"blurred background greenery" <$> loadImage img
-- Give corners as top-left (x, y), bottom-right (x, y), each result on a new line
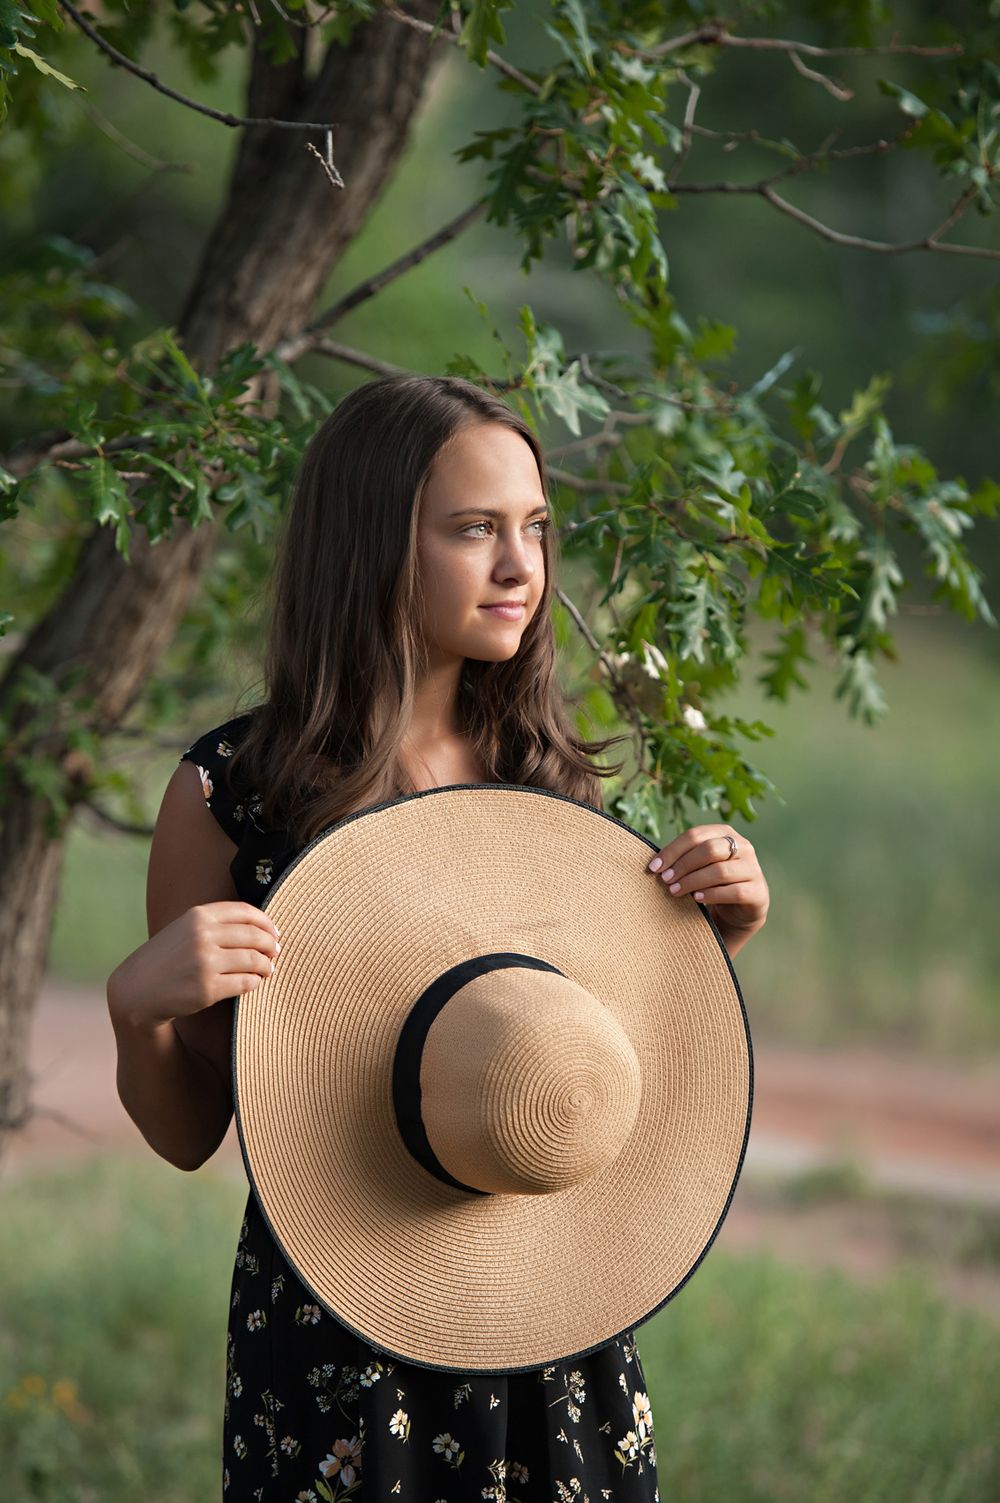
top-left (2, 1), bottom-right (998, 1498)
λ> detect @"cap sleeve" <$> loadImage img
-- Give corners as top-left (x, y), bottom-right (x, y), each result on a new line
top-left (178, 714), bottom-right (255, 846)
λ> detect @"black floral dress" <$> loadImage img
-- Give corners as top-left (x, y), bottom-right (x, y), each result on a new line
top-left (179, 715), bottom-right (661, 1503)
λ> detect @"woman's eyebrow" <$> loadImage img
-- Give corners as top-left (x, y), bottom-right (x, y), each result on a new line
top-left (447, 504), bottom-right (550, 518)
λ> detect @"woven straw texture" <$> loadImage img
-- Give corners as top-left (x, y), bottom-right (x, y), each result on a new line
top-left (233, 784), bottom-right (752, 1373)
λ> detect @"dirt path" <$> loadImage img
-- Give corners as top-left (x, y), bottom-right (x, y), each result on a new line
top-left (6, 978), bottom-right (1000, 1323)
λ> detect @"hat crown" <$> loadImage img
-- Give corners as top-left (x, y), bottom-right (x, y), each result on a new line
top-left (419, 969), bottom-right (642, 1195)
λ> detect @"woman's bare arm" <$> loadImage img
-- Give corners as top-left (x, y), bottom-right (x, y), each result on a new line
top-left (107, 761), bottom-right (277, 1171)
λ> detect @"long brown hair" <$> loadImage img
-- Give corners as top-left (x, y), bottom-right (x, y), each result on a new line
top-left (225, 373), bottom-right (628, 847)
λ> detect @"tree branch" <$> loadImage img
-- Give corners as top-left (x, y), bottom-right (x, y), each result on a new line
top-left (81, 799), bottom-right (154, 838)
top-left (304, 338), bottom-right (407, 377)
top-left (683, 118), bottom-right (921, 162)
top-left (274, 198), bottom-right (489, 362)
top-left (383, 4), bottom-right (542, 94)
top-left (637, 23), bottom-right (963, 61)
top-left (82, 101), bottom-right (197, 175)
top-left (58, 0), bottom-right (339, 133)
top-left (1, 1096), bottom-right (99, 1141)
top-left (3, 431), bottom-right (157, 482)
top-left (547, 465), bottom-right (630, 495)
top-left (668, 178), bottom-right (999, 259)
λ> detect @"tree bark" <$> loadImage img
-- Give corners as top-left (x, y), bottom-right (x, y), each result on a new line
top-left (0, 3), bottom-right (449, 1159)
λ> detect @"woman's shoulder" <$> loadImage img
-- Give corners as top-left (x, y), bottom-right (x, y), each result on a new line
top-left (178, 709), bottom-right (260, 845)
top-left (180, 709), bottom-right (258, 768)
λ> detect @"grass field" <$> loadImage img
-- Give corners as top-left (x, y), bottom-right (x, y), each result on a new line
top-left (0, 1156), bottom-right (996, 1502)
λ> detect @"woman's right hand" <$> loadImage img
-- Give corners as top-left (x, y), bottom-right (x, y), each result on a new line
top-left (108, 902), bottom-right (282, 1032)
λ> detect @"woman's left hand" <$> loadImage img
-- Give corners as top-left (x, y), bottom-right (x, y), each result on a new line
top-left (646, 824), bottom-right (770, 952)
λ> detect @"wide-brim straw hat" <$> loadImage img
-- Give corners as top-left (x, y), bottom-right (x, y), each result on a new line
top-left (232, 783), bottom-right (753, 1375)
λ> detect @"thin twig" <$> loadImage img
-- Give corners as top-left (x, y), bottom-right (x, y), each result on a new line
top-left (546, 465), bottom-right (630, 494)
top-left (82, 799), bottom-right (155, 838)
top-left (276, 199), bottom-right (489, 362)
top-left (684, 118), bottom-right (921, 160)
top-left (667, 177), bottom-right (999, 259)
top-left (59, 0), bottom-right (339, 133)
top-left (306, 338), bottom-right (407, 377)
top-left (667, 70), bottom-right (700, 190)
top-left (787, 46), bottom-right (853, 102)
top-left (4, 431), bottom-right (156, 482)
top-left (305, 135), bottom-right (345, 190)
top-left (264, 0), bottom-right (338, 27)
top-left (83, 102), bottom-right (197, 174)
top-left (545, 431), bottom-right (625, 461)
top-left (1, 1098), bottom-right (99, 1141)
top-left (637, 23), bottom-right (963, 60)
top-left (383, 4), bottom-right (541, 94)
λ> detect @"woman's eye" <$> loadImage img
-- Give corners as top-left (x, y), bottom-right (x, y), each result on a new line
top-left (462, 519), bottom-right (551, 537)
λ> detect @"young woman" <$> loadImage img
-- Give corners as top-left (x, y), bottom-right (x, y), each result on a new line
top-left (107, 373), bottom-right (768, 1502)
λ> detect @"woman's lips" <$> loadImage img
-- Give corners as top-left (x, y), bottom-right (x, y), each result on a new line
top-left (479, 604), bottom-right (526, 620)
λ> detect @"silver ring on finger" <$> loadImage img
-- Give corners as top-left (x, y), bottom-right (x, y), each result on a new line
top-left (723, 834), bottom-right (738, 860)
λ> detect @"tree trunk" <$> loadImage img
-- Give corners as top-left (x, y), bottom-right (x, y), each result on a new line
top-left (0, 3), bottom-right (449, 1160)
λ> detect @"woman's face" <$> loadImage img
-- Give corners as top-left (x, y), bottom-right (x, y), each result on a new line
top-left (415, 421), bottom-right (550, 666)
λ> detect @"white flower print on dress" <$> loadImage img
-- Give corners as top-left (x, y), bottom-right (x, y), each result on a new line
top-left (554, 1480), bottom-right (584, 1501)
top-left (389, 1408), bottom-right (410, 1441)
top-left (295, 1302), bottom-right (322, 1325)
top-left (255, 858), bottom-right (273, 886)
top-left (236, 1244), bottom-right (259, 1275)
top-left (432, 1431), bottom-right (464, 1469)
top-left (246, 1309), bottom-right (266, 1331)
top-left (549, 1367), bottom-right (586, 1424)
top-left (614, 1390), bottom-right (656, 1473)
top-left (306, 1363), bottom-right (366, 1422)
top-left (632, 1390), bottom-right (653, 1440)
top-left (482, 1455), bottom-right (508, 1500)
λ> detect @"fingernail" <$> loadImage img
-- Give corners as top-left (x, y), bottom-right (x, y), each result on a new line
top-left (648, 856), bottom-right (662, 872)
top-left (668, 882), bottom-right (681, 893)
top-left (275, 941), bottom-right (281, 954)
top-left (662, 868), bottom-right (674, 881)
top-left (269, 958), bottom-right (275, 973)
